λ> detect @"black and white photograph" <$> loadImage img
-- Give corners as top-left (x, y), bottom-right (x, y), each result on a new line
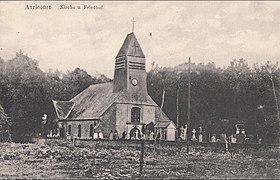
top-left (0, 1), bottom-right (279, 179)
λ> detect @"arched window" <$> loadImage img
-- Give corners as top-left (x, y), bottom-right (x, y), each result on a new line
top-left (68, 125), bottom-right (71, 135)
top-left (131, 107), bottom-right (140, 123)
top-left (78, 125), bottom-right (81, 138)
top-left (90, 124), bottom-right (94, 137)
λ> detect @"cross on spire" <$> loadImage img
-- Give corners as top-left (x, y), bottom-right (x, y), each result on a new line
top-left (131, 17), bottom-right (136, 33)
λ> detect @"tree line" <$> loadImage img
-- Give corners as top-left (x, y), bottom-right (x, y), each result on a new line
top-left (0, 51), bottom-right (111, 142)
top-left (0, 51), bottom-right (279, 143)
top-left (147, 59), bottom-right (279, 144)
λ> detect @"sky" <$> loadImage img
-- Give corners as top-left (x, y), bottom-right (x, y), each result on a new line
top-left (1, 1), bottom-right (280, 78)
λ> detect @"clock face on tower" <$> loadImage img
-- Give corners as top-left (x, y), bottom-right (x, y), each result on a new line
top-left (131, 78), bottom-right (138, 86)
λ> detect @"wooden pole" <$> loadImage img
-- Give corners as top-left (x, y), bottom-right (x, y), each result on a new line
top-left (187, 57), bottom-right (191, 139)
top-left (270, 74), bottom-right (280, 142)
top-left (270, 74), bottom-right (280, 120)
top-left (139, 140), bottom-right (144, 176)
top-left (176, 84), bottom-right (179, 140)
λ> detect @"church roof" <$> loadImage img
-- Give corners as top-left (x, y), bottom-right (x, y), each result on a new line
top-left (60, 82), bottom-right (157, 120)
top-left (52, 101), bottom-right (75, 119)
top-left (154, 121), bottom-right (172, 128)
top-left (155, 121), bottom-right (176, 129)
top-left (116, 33), bottom-right (145, 58)
top-left (116, 91), bottom-right (157, 106)
top-left (68, 82), bottom-right (119, 119)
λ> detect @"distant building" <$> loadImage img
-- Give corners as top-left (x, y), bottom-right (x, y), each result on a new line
top-left (52, 32), bottom-right (176, 141)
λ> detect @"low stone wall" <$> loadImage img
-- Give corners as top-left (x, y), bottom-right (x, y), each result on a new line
top-left (73, 139), bottom-right (279, 154)
top-left (37, 138), bottom-right (74, 147)
top-left (38, 138), bottom-right (279, 155)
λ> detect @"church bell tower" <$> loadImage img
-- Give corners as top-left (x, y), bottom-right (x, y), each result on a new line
top-left (113, 32), bottom-right (147, 99)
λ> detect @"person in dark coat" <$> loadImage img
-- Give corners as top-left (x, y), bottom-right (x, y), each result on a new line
top-left (113, 130), bottom-right (119, 140)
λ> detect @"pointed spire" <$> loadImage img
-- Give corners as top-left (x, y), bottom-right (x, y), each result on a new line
top-left (116, 33), bottom-right (145, 58)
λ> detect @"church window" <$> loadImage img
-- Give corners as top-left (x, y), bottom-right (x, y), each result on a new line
top-left (131, 107), bottom-right (140, 123)
top-left (90, 124), bottom-right (94, 137)
top-left (68, 125), bottom-right (71, 135)
top-left (78, 125), bottom-right (81, 137)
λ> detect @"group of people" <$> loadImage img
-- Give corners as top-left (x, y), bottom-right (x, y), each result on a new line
top-left (109, 130), bottom-right (122, 140)
top-left (108, 129), bottom-right (159, 140)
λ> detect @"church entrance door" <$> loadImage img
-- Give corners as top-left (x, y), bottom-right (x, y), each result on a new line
top-left (130, 127), bottom-right (141, 140)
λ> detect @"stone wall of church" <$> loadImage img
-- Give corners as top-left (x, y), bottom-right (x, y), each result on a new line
top-left (97, 104), bottom-right (117, 138)
top-left (116, 103), bottom-right (156, 135)
top-left (142, 105), bottom-right (156, 124)
top-left (115, 103), bottom-right (129, 134)
top-left (63, 120), bottom-right (95, 139)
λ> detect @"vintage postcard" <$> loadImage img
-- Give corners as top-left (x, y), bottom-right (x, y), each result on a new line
top-left (0, 1), bottom-right (279, 179)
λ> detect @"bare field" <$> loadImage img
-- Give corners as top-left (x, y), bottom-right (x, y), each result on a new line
top-left (0, 142), bottom-right (279, 179)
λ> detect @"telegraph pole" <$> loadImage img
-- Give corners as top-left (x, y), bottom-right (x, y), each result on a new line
top-left (269, 72), bottom-right (280, 143)
top-left (267, 67), bottom-right (280, 143)
top-left (270, 74), bottom-right (280, 122)
top-left (176, 84), bottom-right (179, 140)
top-left (187, 57), bottom-right (191, 138)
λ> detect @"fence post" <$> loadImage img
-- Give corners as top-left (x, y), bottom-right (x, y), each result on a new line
top-left (139, 140), bottom-right (144, 176)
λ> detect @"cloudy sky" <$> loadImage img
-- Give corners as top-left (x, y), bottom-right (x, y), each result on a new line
top-left (1, 1), bottom-right (280, 78)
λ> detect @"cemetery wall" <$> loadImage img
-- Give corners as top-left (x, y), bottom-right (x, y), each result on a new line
top-left (38, 138), bottom-right (279, 155)
top-left (72, 139), bottom-right (279, 154)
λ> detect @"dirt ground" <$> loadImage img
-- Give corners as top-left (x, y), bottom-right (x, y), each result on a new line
top-left (0, 142), bottom-right (279, 179)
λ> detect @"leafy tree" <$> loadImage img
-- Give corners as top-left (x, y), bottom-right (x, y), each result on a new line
top-left (147, 59), bottom-right (279, 143)
top-left (1, 51), bottom-right (48, 142)
top-left (0, 57), bottom-right (6, 105)
top-left (61, 68), bottom-right (94, 100)
top-left (0, 105), bottom-right (10, 130)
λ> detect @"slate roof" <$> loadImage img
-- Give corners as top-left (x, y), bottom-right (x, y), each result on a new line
top-left (116, 33), bottom-right (145, 58)
top-left (52, 101), bottom-right (75, 119)
top-left (58, 82), bottom-right (158, 120)
top-left (116, 91), bottom-right (157, 106)
top-left (154, 121), bottom-right (171, 128)
top-left (155, 121), bottom-right (176, 129)
top-left (155, 106), bottom-right (170, 121)
top-left (68, 82), bottom-right (119, 119)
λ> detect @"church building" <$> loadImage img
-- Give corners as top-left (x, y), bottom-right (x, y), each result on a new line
top-left (52, 31), bottom-right (176, 141)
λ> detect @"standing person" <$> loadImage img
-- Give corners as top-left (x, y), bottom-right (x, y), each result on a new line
top-left (113, 130), bottom-right (119, 140)
top-left (121, 129), bottom-right (127, 139)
